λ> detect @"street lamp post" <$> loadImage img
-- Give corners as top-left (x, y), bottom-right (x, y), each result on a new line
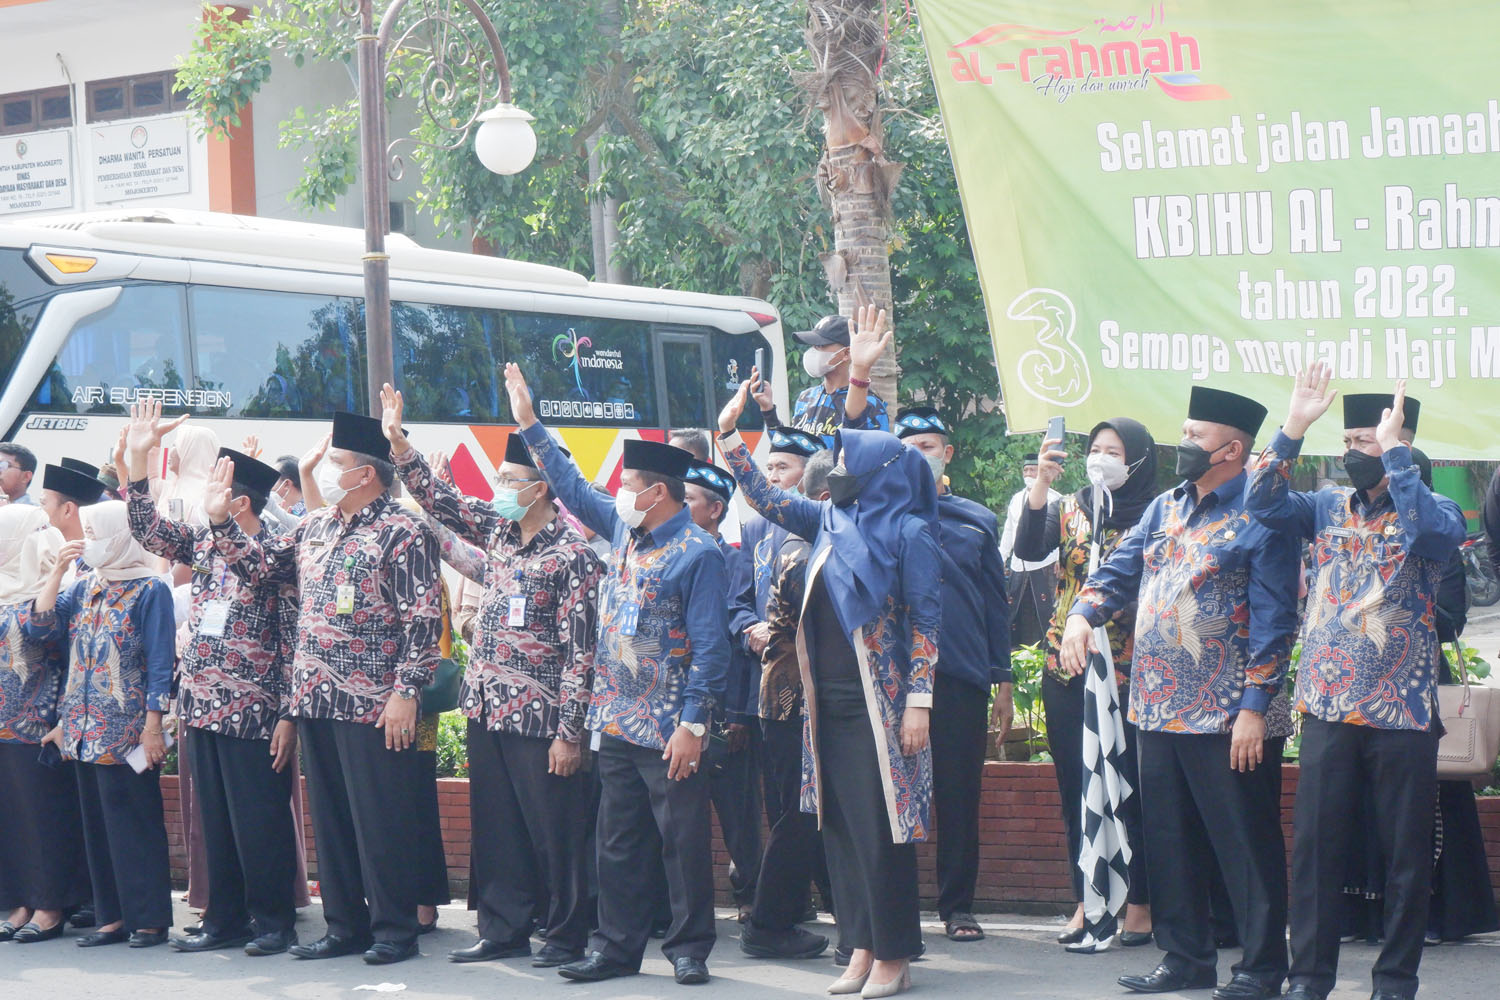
top-left (353, 0), bottom-right (537, 417)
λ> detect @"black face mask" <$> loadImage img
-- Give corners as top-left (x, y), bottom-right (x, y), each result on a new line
top-left (1175, 440), bottom-right (1231, 483)
top-left (826, 467), bottom-right (859, 507)
top-left (1343, 449), bottom-right (1386, 492)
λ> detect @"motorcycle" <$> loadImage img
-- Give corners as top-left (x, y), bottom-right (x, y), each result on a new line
top-left (1461, 532), bottom-right (1500, 608)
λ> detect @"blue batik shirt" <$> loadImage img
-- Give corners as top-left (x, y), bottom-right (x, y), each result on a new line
top-left (769, 384), bottom-right (890, 449)
top-left (520, 422), bottom-right (729, 750)
top-left (1248, 432), bottom-right (1466, 731)
top-left (1073, 471), bottom-right (1301, 734)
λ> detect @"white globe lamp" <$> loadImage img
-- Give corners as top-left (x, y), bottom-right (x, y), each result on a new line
top-left (474, 103), bottom-right (537, 175)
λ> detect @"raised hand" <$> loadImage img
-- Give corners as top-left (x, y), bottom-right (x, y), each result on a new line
top-left (1376, 378), bottom-right (1408, 452)
top-left (298, 432), bottom-right (330, 476)
top-left (847, 304), bottom-right (892, 376)
top-left (428, 450), bottom-right (452, 484)
top-left (749, 366), bottom-right (774, 414)
top-left (112, 428), bottom-right (128, 483)
top-left (1036, 434), bottom-right (1066, 488)
top-left (240, 433), bottom-right (262, 459)
top-left (503, 363), bottom-right (537, 428)
top-left (1283, 361), bottom-right (1338, 440)
top-left (203, 456), bottom-right (235, 525)
top-left (718, 380), bottom-right (750, 435)
top-left (125, 398), bottom-right (189, 468)
top-left (379, 383), bottom-right (410, 456)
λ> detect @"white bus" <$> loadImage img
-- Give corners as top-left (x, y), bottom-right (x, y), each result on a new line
top-left (0, 208), bottom-right (787, 502)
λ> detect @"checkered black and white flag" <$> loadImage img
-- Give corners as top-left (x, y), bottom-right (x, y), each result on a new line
top-left (1076, 485), bottom-right (1133, 950)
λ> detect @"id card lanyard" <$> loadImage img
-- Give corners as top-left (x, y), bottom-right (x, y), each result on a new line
top-left (199, 561), bottom-right (232, 638)
top-left (617, 536), bottom-right (642, 637)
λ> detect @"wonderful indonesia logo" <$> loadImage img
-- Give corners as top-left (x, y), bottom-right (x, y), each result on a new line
top-left (945, 3), bottom-right (1229, 104)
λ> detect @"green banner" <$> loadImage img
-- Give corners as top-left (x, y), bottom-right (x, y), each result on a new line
top-left (919, 0), bottom-right (1500, 458)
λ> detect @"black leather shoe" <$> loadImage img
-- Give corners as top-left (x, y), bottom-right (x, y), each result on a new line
top-left (289, 934), bottom-right (373, 960)
top-left (674, 956), bottom-right (710, 985)
top-left (1119, 931), bottom-right (1154, 947)
top-left (13, 921), bottom-right (66, 944)
top-left (244, 929), bottom-right (298, 956)
top-left (557, 952), bottom-right (638, 982)
top-left (76, 928), bottom-right (129, 948)
top-left (363, 939), bottom-right (419, 965)
top-left (1211, 973), bottom-right (1280, 1000)
top-left (128, 930), bottom-right (169, 948)
top-left (532, 943), bottom-right (583, 967)
top-left (0, 921), bottom-right (18, 942)
top-left (1056, 927), bottom-right (1087, 945)
top-left (172, 927), bottom-right (254, 952)
top-left (418, 919), bottom-right (438, 936)
top-left (1370, 992), bottom-right (1411, 1000)
top-left (1281, 987), bottom-right (1325, 1000)
top-left (740, 924), bottom-right (829, 959)
top-left (1118, 964), bottom-right (1218, 993)
top-left (449, 938), bottom-right (530, 963)
top-left (69, 908), bottom-right (96, 929)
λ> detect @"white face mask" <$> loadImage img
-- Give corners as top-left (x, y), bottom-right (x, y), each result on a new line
top-left (924, 452), bottom-right (946, 485)
top-left (1023, 476), bottom-right (1038, 490)
top-left (802, 348), bottom-right (842, 380)
top-left (614, 487), bottom-right (657, 529)
top-left (81, 538), bottom-right (110, 569)
top-left (316, 462), bottom-right (351, 506)
top-left (1086, 453), bottom-right (1131, 490)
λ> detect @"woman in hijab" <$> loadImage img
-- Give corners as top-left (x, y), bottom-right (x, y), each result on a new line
top-left (26, 500), bottom-right (175, 948)
top-left (158, 424), bottom-right (220, 528)
top-left (0, 506), bottom-right (89, 943)
top-left (718, 383), bottom-right (938, 999)
top-left (1013, 418), bottom-right (1157, 950)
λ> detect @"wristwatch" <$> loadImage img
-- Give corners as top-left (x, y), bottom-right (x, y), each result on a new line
top-left (680, 720), bottom-right (707, 739)
top-left (396, 686), bottom-right (417, 701)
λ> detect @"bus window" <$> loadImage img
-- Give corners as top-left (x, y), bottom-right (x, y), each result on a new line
top-left (390, 302), bottom-right (504, 422)
top-left (713, 328), bottom-right (772, 431)
top-left (190, 286), bottom-right (363, 419)
top-left (655, 330), bottom-right (711, 430)
top-left (506, 312), bottom-right (658, 427)
top-left (1, 248), bottom-right (48, 397)
top-left (28, 283), bottom-right (191, 414)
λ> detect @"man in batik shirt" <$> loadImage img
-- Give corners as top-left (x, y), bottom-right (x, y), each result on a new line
top-left (123, 401), bottom-right (299, 957)
top-left (1249, 370), bottom-right (1464, 1000)
top-left (208, 410), bottom-right (441, 967)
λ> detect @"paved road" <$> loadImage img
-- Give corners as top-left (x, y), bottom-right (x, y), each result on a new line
top-left (6, 902), bottom-right (1497, 999)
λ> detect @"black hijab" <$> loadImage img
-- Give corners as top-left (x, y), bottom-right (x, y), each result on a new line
top-left (1074, 417), bottom-right (1157, 532)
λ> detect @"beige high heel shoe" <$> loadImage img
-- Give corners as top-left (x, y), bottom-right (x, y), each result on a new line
top-left (860, 966), bottom-right (911, 998)
top-left (827, 967), bottom-right (872, 995)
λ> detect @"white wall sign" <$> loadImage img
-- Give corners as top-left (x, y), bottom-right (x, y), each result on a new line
top-left (0, 129), bottom-right (74, 216)
top-left (90, 115), bottom-right (190, 202)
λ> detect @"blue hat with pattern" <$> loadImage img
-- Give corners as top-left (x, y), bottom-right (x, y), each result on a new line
top-left (895, 406), bottom-right (948, 440)
top-left (684, 460), bottom-right (736, 502)
top-left (768, 428), bottom-right (825, 458)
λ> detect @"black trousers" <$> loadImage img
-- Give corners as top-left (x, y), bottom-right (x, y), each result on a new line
top-left (467, 723), bottom-right (594, 952)
top-left (298, 718), bottom-right (423, 944)
top-left (707, 726), bottom-right (763, 906)
top-left (0, 743), bottom-right (88, 911)
top-left (186, 727), bottom-right (296, 936)
top-left (817, 703), bottom-right (921, 960)
top-left (413, 749), bottom-right (450, 907)
top-left (931, 672), bottom-right (988, 918)
top-left (1042, 671), bottom-right (1149, 904)
top-left (75, 761), bottom-right (172, 932)
top-left (1289, 718), bottom-right (1437, 999)
top-left (749, 716), bottom-right (829, 931)
top-left (1137, 730), bottom-right (1287, 985)
top-left (591, 735), bottom-right (715, 967)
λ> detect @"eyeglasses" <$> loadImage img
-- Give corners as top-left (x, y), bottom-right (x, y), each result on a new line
top-left (493, 476), bottom-right (542, 488)
top-left (0, 460), bottom-right (12, 472)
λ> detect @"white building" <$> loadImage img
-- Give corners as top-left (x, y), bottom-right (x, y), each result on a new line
top-left (0, 0), bottom-right (464, 248)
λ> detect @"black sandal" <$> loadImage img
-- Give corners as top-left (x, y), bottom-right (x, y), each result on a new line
top-left (944, 913), bottom-right (984, 942)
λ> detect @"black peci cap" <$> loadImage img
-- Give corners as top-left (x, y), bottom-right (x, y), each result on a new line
top-left (623, 439), bottom-right (693, 480)
top-left (685, 461), bottom-right (736, 502)
top-left (792, 314), bottom-right (851, 348)
top-left (1187, 387), bottom-right (1268, 438)
top-left (1023, 453), bottom-right (1039, 463)
top-left (42, 463), bottom-right (105, 506)
top-left (59, 456), bottom-right (101, 478)
top-left (895, 406), bottom-right (948, 440)
top-left (504, 433), bottom-right (536, 469)
top-left (218, 448), bottom-right (280, 499)
top-left (768, 428), bottom-right (825, 458)
top-left (1342, 393), bottom-right (1420, 432)
top-left (331, 411), bottom-right (392, 460)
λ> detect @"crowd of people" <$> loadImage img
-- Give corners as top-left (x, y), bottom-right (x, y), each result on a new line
top-left (0, 305), bottom-right (1496, 1000)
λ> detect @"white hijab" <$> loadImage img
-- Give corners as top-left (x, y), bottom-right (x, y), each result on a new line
top-left (159, 423), bottom-right (219, 526)
top-left (0, 505), bottom-right (61, 605)
top-left (80, 501), bottom-right (159, 583)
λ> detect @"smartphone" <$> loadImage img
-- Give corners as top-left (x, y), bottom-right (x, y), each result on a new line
top-left (36, 742), bottom-right (62, 768)
top-left (754, 348), bottom-right (769, 387)
top-left (1046, 416), bottom-right (1066, 454)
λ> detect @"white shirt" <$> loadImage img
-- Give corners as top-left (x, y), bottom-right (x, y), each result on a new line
top-left (1000, 486), bottom-right (1060, 572)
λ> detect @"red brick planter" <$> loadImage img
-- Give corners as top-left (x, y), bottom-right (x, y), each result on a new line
top-left (158, 762), bottom-right (1500, 913)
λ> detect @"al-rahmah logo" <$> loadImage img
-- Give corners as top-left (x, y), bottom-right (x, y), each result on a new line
top-left (946, 4), bottom-right (1229, 103)
top-left (1007, 288), bottom-right (1091, 407)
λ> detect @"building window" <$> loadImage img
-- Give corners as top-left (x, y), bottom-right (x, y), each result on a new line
top-left (0, 86), bottom-right (73, 136)
top-left (85, 72), bottom-right (186, 123)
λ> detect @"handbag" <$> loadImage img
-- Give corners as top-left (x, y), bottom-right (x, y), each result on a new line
top-left (420, 657), bottom-right (464, 716)
top-left (1435, 640), bottom-right (1500, 780)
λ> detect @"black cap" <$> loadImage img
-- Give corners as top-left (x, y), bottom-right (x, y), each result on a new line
top-left (1188, 387), bottom-right (1268, 438)
top-left (895, 406), bottom-right (948, 440)
top-left (622, 439), bottom-right (692, 479)
top-left (768, 428), bottom-right (825, 458)
top-left (59, 457), bottom-right (101, 478)
top-left (1342, 393), bottom-right (1420, 432)
top-left (793, 314), bottom-right (851, 348)
top-left (218, 448), bottom-right (280, 499)
top-left (331, 411), bottom-right (392, 460)
top-left (1022, 453), bottom-right (1039, 463)
top-left (1409, 446), bottom-right (1434, 489)
top-left (504, 433), bottom-right (536, 469)
top-left (42, 464), bottom-right (105, 506)
top-left (684, 461), bottom-right (736, 502)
